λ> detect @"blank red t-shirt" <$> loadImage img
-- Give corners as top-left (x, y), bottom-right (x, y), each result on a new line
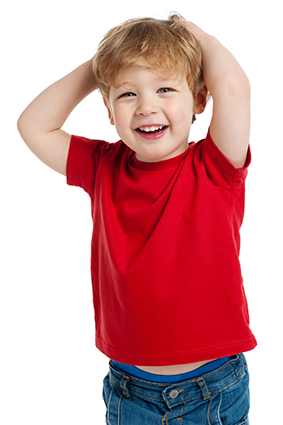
top-left (67, 130), bottom-right (257, 366)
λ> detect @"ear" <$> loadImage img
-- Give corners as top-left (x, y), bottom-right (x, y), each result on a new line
top-left (103, 97), bottom-right (115, 125)
top-left (193, 85), bottom-right (208, 115)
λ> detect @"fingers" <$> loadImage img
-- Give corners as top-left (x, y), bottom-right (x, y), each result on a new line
top-left (181, 21), bottom-right (206, 41)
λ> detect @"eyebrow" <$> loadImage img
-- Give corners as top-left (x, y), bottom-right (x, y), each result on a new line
top-left (112, 82), bottom-right (134, 91)
top-left (120, 81), bottom-right (133, 88)
top-left (116, 78), bottom-right (179, 89)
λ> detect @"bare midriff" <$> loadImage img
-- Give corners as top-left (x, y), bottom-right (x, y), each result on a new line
top-left (135, 359), bottom-right (217, 376)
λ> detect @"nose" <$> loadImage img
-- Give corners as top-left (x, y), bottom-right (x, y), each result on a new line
top-left (136, 95), bottom-right (158, 116)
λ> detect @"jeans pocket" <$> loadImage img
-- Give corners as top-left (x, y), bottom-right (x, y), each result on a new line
top-left (211, 367), bottom-right (250, 425)
top-left (223, 369), bottom-right (250, 425)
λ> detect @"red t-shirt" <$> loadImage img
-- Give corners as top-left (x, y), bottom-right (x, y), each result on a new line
top-left (67, 130), bottom-right (257, 366)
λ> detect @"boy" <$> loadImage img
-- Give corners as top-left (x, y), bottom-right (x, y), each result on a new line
top-left (17, 13), bottom-right (256, 425)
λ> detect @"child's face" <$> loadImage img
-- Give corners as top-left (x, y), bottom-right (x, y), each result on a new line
top-left (105, 65), bottom-right (202, 162)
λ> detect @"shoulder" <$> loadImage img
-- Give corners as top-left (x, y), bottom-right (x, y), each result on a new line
top-left (69, 136), bottom-right (129, 160)
top-left (66, 137), bottom-right (130, 193)
top-left (186, 131), bottom-right (251, 188)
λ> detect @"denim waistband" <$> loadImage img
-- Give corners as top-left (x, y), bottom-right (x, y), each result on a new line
top-left (112, 356), bottom-right (233, 383)
top-left (109, 354), bottom-right (247, 409)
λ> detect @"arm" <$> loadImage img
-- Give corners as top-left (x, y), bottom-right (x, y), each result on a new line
top-left (17, 59), bottom-right (98, 176)
top-left (184, 22), bottom-right (251, 168)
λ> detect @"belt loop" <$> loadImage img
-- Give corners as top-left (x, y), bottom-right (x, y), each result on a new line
top-left (197, 377), bottom-right (211, 400)
top-left (120, 375), bottom-right (130, 398)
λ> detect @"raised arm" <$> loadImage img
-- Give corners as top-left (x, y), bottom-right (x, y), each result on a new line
top-left (184, 22), bottom-right (251, 168)
top-left (17, 59), bottom-right (98, 175)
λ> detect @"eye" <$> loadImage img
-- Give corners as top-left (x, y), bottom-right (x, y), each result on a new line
top-left (158, 88), bottom-right (174, 94)
top-left (119, 92), bottom-right (136, 98)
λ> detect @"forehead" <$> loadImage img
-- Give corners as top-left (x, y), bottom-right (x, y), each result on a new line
top-left (115, 64), bottom-right (186, 88)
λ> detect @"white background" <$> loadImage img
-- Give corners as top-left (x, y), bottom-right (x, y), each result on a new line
top-left (1, 0), bottom-right (282, 423)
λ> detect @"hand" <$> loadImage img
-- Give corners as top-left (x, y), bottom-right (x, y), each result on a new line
top-left (181, 21), bottom-right (208, 42)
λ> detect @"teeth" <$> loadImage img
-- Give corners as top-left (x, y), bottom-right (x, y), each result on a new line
top-left (139, 126), bottom-right (164, 132)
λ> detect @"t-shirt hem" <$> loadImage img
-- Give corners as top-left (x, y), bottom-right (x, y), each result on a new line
top-left (95, 335), bottom-right (257, 366)
top-left (66, 135), bottom-right (82, 187)
top-left (204, 129), bottom-right (251, 176)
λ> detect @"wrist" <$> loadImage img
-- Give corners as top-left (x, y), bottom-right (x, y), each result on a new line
top-left (81, 59), bottom-right (98, 92)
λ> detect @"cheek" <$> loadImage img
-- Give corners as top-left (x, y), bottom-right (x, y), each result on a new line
top-left (112, 106), bottom-right (129, 126)
top-left (171, 108), bottom-right (193, 129)
top-left (169, 98), bottom-right (194, 122)
top-left (111, 110), bottom-right (132, 139)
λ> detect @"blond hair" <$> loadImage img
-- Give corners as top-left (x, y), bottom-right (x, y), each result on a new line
top-left (93, 13), bottom-right (204, 105)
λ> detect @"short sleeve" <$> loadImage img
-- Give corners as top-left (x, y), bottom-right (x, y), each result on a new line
top-left (66, 135), bottom-right (109, 196)
top-left (200, 130), bottom-right (251, 188)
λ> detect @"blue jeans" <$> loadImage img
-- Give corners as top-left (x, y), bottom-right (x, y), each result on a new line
top-left (103, 354), bottom-right (250, 425)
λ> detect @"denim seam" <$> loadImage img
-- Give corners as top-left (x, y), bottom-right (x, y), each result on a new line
top-left (162, 411), bottom-right (169, 424)
top-left (177, 404), bottom-right (186, 424)
top-left (106, 385), bottom-right (115, 424)
top-left (207, 397), bottom-right (213, 425)
top-left (117, 391), bottom-right (123, 425)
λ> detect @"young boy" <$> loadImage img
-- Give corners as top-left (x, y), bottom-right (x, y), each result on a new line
top-left (17, 13), bottom-right (256, 425)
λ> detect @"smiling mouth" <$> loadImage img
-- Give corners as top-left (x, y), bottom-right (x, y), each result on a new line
top-left (135, 126), bottom-right (168, 138)
top-left (138, 125), bottom-right (166, 133)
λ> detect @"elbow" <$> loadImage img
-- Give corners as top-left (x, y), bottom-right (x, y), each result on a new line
top-left (17, 114), bottom-right (23, 135)
top-left (17, 114), bottom-right (25, 139)
top-left (17, 109), bottom-right (33, 142)
top-left (17, 110), bottom-right (27, 137)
